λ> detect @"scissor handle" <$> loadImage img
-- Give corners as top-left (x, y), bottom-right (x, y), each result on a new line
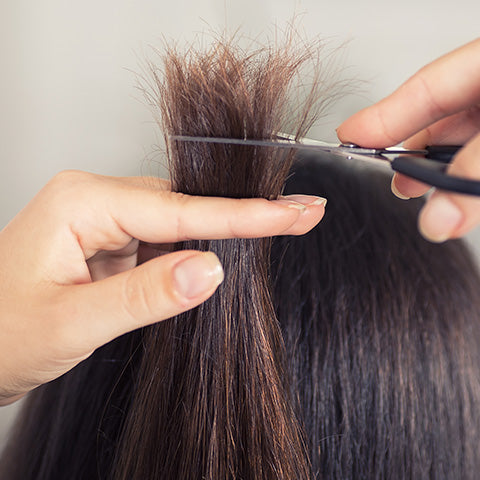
top-left (391, 155), bottom-right (480, 196)
top-left (425, 145), bottom-right (461, 162)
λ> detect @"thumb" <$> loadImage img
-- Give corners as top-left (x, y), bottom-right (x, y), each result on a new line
top-left (57, 250), bottom-right (224, 352)
top-left (417, 133), bottom-right (480, 242)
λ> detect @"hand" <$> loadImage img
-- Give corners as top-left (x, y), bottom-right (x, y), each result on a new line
top-left (337, 38), bottom-right (480, 242)
top-left (0, 171), bottom-right (326, 405)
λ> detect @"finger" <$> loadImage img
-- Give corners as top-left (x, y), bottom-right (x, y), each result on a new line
top-left (51, 250), bottom-right (225, 353)
top-left (120, 193), bottom-right (327, 243)
top-left (418, 132), bottom-right (480, 242)
top-left (337, 39), bottom-right (480, 148)
top-left (108, 187), bottom-right (327, 245)
top-left (392, 106), bottom-right (480, 200)
top-left (404, 105), bottom-right (480, 149)
top-left (391, 173), bottom-right (431, 200)
top-left (66, 173), bottom-right (327, 257)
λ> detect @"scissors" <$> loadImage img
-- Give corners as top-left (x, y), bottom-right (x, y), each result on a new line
top-left (170, 133), bottom-right (480, 197)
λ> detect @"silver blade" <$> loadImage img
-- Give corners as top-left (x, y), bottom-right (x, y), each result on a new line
top-left (169, 135), bottom-right (426, 168)
top-left (169, 135), bottom-right (337, 153)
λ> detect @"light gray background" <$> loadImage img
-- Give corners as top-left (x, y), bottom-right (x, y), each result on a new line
top-left (1, 0), bottom-right (479, 450)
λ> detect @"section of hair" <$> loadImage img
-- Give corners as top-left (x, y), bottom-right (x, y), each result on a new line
top-left (272, 153), bottom-right (480, 479)
top-left (113, 36), bottom-right (330, 480)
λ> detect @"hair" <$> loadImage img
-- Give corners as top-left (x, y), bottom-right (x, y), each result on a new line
top-left (273, 153), bottom-right (480, 478)
top-left (112, 37), bottom-right (327, 479)
top-left (2, 35), bottom-right (480, 480)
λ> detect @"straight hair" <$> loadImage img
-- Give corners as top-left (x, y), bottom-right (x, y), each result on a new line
top-left (274, 153), bottom-right (480, 478)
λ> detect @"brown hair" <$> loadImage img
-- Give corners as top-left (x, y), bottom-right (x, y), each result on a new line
top-left (274, 153), bottom-right (480, 478)
top-left (113, 35), bottom-right (332, 479)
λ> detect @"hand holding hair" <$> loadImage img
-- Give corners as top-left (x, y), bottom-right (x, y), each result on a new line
top-left (0, 170), bottom-right (325, 406)
top-left (337, 38), bottom-right (480, 243)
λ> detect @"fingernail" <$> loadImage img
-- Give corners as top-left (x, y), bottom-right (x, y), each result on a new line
top-left (418, 195), bottom-right (463, 243)
top-left (173, 252), bottom-right (224, 299)
top-left (275, 195), bottom-right (327, 210)
top-left (391, 177), bottom-right (410, 200)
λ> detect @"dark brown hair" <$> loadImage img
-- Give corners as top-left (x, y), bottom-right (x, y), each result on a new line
top-left (112, 37), bottom-right (328, 479)
top-left (2, 35), bottom-right (480, 480)
top-left (274, 153), bottom-right (480, 478)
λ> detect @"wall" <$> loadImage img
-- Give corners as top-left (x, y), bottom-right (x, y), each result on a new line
top-left (1, 0), bottom-right (479, 450)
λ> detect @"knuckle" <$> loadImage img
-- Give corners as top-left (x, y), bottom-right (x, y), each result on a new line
top-left (414, 73), bottom-right (448, 119)
top-left (46, 170), bottom-right (95, 202)
top-left (49, 169), bottom-right (92, 188)
top-left (169, 192), bottom-right (191, 240)
top-left (122, 267), bottom-right (162, 323)
top-left (375, 107), bottom-right (399, 145)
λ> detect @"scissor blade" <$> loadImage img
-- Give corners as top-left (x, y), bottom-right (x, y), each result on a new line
top-left (169, 135), bottom-right (419, 167)
top-left (330, 149), bottom-right (393, 167)
top-left (170, 135), bottom-right (338, 152)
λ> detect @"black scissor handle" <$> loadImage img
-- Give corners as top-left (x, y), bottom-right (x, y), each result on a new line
top-left (391, 155), bottom-right (480, 196)
top-left (425, 145), bottom-right (462, 162)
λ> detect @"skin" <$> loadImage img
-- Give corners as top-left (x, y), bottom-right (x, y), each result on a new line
top-left (337, 38), bottom-right (480, 243)
top-left (0, 171), bottom-right (326, 405)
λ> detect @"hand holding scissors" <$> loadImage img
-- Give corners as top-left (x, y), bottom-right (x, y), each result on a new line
top-left (338, 38), bottom-right (480, 243)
